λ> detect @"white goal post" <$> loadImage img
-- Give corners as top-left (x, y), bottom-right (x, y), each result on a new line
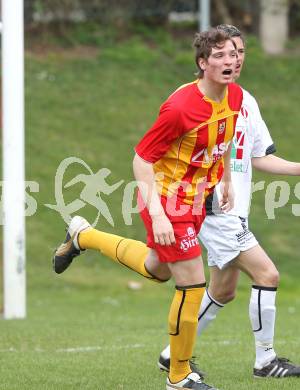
top-left (1, 0), bottom-right (26, 319)
top-left (199, 0), bottom-right (210, 31)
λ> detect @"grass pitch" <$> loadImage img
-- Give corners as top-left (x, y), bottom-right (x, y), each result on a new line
top-left (1, 29), bottom-right (300, 389)
top-left (1, 269), bottom-right (300, 389)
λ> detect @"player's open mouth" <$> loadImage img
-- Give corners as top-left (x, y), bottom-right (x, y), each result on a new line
top-left (222, 69), bottom-right (233, 75)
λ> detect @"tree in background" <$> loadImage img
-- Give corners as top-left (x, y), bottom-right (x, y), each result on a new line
top-left (289, 0), bottom-right (300, 36)
top-left (24, 0), bottom-right (177, 26)
top-left (24, 0), bottom-right (300, 53)
top-left (260, 0), bottom-right (289, 54)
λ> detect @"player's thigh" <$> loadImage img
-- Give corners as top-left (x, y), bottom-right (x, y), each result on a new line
top-left (199, 214), bottom-right (251, 270)
top-left (167, 256), bottom-right (206, 286)
top-left (145, 249), bottom-right (172, 280)
top-left (208, 265), bottom-right (240, 303)
top-left (235, 244), bottom-right (279, 286)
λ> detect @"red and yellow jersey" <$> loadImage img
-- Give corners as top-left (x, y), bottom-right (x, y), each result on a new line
top-left (135, 80), bottom-right (243, 205)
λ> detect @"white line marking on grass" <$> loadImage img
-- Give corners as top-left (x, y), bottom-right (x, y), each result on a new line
top-left (56, 346), bottom-right (103, 353)
top-left (56, 343), bottom-right (144, 353)
top-left (218, 340), bottom-right (239, 345)
top-left (0, 344), bottom-right (144, 353)
top-left (0, 339), bottom-right (292, 354)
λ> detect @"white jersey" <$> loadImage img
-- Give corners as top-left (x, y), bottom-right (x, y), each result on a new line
top-left (212, 88), bottom-right (275, 218)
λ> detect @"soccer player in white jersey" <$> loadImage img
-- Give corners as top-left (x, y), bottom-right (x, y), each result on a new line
top-left (158, 24), bottom-right (300, 378)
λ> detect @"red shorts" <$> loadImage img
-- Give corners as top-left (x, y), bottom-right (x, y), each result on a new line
top-left (137, 192), bottom-right (206, 263)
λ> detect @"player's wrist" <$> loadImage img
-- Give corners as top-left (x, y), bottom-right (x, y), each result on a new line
top-left (149, 205), bottom-right (167, 222)
top-left (150, 210), bottom-right (167, 220)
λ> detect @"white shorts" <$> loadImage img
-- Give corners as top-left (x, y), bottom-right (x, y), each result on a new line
top-left (199, 213), bottom-right (258, 269)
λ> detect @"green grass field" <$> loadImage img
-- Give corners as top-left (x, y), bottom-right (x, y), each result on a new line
top-left (1, 29), bottom-right (300, 389)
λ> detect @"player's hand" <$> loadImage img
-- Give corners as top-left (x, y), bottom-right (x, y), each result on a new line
top-left (151, 214), bottom-right (176, 246)
top-left (219, 181), bottom-right (235, 212)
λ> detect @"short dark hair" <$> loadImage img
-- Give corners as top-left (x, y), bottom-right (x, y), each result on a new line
top-left (216, 24), bottom-right (245, 44)
top-left (193, 28), bottom-right (236, 78)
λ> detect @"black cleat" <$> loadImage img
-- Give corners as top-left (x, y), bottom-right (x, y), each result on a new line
top-left (166, 373), bottom-right (217, 389)
top-left (53, 216), bottom-right (91, 274)
top-left (159, 354), bottom-right (205, 380)
top-left (254, 357), bottom-right (300, 378)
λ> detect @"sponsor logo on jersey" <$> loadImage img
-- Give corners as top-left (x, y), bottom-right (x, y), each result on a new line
top-left (230, 126), bottom-right (249, 173)
top-left (230, 160), bottom-right (245, 173)
top-left (191, 141), bottom-right (230, 165)
top-left (231, 130), bottom-right (245, 160)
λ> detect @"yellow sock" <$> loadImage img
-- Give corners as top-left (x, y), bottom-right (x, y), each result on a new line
top-left (78, 228), bottom-right (165, 282)
top-left (168, 285), bottom-right (206, 383)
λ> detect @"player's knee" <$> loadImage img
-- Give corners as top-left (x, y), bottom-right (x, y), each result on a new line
top-left (221, 290), bottom-right (236, 303)
top-left (145, 254), bottom-right (172, 282)
top-left (152, 268), bottom-right (172, 282)
top-left (154, 274), bottom-right (171, 283)
top-left (213, 288), bottom-right (236, 304)
top-left (266, 268), bottom-right (280, 287)
top-left (257, 267), bottom-right (280, 287)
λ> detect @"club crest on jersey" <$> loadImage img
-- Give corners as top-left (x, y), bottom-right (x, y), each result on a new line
top-left (218, 121), bottom-right (226, 134)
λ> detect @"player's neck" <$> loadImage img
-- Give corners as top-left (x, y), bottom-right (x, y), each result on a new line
top-left (198, 78), bottom-right (228, 103)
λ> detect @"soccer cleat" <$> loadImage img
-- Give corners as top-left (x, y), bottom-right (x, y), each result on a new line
top-left (166, 372), bottom-right (217, 390)
top-left (53, 216), bottom-right (91, 274)
top-left (158, 355), bottom-right (205, 380)
top-left (253, 357), bottom-right (300, 378)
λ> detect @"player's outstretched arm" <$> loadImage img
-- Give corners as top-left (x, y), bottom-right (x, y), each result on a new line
top-left (252, 154), bottom-right (300, 176)
top-left (133, 153), bottom-right (175, 246)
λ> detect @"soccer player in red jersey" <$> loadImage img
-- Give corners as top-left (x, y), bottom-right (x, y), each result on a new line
top-left (53, 28), bottom-right (242, 390)
top-left (159, 25), bottom-right (300, 380)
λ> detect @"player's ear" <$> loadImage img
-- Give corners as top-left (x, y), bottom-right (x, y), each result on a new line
top-left (198, 58), bottom-right (206, 72)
